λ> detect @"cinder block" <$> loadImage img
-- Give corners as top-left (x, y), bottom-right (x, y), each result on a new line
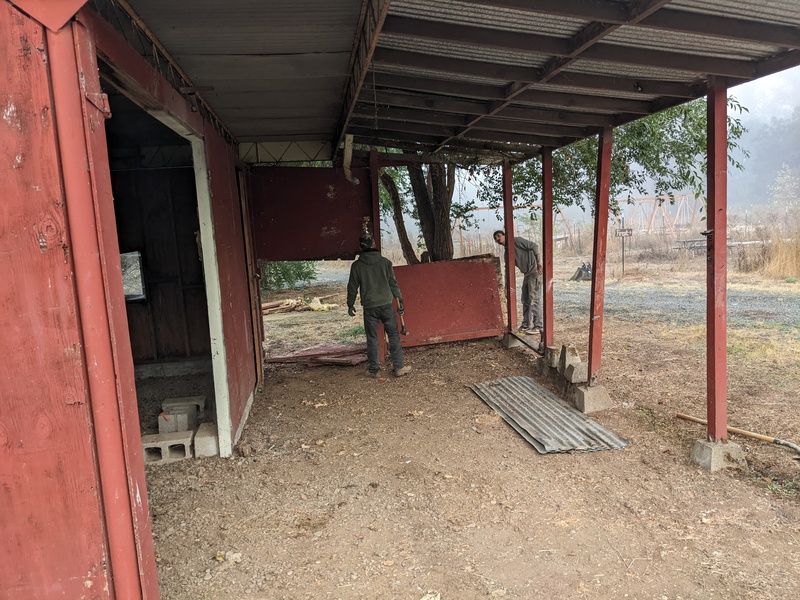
top-left (558, 345), bottom-right (581, 375)
top-left (572, 384), bottom-right (613, 413)
top-left (544, 346), bottom-right (559, 368)
top-left (142, 431), bottom-right (194, 465)
top-left (195, 422), bottom-right (219, 458)
top-left (691, 439), bottom-right (745, 472)
top-left (501, 332), bottom-right (522, 348)
top-left (564, 362), bottom-right (588, 384)
top-left (162, 395), bottom-right (206, 419)
top-left (158, 405), bottom-right (198, 434)
top-left (536, 356), bottom-right (549, 375)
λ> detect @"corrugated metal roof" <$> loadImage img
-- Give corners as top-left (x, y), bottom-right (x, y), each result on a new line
top-left (389, 0), bottom-right (584, 36)
top-left (471, 376), bottom-right (630, 453)
top-left (378, 33), bottom-right (550, 69)
top-left (94, 1), bottom-right (800, 162)
top-left (674, 0), bottom-right (800, 25)
top-left (605, 25), bottom-right (780, 60)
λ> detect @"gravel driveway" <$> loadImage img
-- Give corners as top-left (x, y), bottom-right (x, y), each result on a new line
top-left (552, 279), bottom-right (800, 330)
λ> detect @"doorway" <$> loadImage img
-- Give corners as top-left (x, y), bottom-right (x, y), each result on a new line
top-left (103, 87), bottom-right (216, 441)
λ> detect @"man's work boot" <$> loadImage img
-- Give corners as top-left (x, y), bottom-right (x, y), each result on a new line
top-left (393, 366), bottom-right (412, 377)
top-left (366, 370), bottom-right (381, 379)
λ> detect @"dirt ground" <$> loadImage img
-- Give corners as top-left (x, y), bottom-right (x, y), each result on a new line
top-left (145, 259), bottom-right (800, 600)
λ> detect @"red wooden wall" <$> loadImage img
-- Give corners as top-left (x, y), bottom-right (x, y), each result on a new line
top-left (82, 6), bottom-right (258, 443)
top-left (0, 5), bottom-right (110, 596)
top-left (250, 166), bottom-right (373, 261)
top-left (112, 167), bottom-right (212, 363)
top-left (204, 129), bottom-right (257, 435)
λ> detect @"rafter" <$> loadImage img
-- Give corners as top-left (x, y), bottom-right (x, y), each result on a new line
top-left (433, 0), bottom-right (674, 150)
top-left (332, 0), bottom-right (391, 157)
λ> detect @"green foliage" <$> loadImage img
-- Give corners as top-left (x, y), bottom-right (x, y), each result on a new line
top-left (473, 96), bottom-right (748, 217)
top-left (260, 260), bottom-right (318, 293)
top-left (338, 324), bottom-right (365, 342)
top-left (786, 277), bottom-right (798, 284)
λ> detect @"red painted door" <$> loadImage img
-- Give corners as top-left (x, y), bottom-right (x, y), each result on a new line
top-left (0, 5), bottom-right (111, 597)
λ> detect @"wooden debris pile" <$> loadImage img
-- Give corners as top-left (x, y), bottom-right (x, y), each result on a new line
top-left (262, 294), bottom-right (339, 315)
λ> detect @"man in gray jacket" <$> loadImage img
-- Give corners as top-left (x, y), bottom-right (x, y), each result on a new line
top-left (347, 234), bottom-right (411, 378)
top-left (493, 230), bottom-right (543, 334)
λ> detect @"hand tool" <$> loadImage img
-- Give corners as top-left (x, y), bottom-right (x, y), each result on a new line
top-left (676, 413), bottom-right (800, 459)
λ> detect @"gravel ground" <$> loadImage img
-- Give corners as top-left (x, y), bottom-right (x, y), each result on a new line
top-left (554, 278), bottom-right (800, 330)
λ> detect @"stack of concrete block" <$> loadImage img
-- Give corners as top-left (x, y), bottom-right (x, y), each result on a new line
top-left (141, 395), bottom-right (209, 465)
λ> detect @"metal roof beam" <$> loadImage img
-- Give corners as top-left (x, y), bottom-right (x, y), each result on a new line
top-left (371, 70), bottom-right (696, 100)
top-left (433, 0), bottom-right (673, 150)
top-left (333, 0), bottom-right (391, 157)
top-left (458, 0), bottom-right (800, 48)
top-left (351, 111), bottom-right (590, 138)
top-left (381, 16), bottom-right (755, 78)
top-left (364, 89), bottom-right (624, 127)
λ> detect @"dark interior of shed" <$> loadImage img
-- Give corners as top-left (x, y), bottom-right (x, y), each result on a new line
top-left (103, 87), bottom-right (216, 435)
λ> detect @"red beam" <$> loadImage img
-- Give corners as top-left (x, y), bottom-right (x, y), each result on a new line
top-left (502, 161), bottom-right (517, 331)
top-left (706, 77), bottom-right (729, 441)
top-left (541, 148), bottom-right (554, 347)
top-left (47, 21), bottom-right (148, 599)
top-left (587, 127), bottom-right (613, 383)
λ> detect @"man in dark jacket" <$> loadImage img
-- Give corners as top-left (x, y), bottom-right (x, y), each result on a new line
top-left (493, 230), bottom-right (543, 333)
top-left (347, 234), bottom-right (411, 378)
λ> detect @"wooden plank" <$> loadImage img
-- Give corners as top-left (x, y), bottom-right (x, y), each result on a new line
top-left (0, 5), bottom-right (110, 596)
top-left (150, 282), bottom-right (188, 358)
top-left (184, 287), bottom-right (212, 357)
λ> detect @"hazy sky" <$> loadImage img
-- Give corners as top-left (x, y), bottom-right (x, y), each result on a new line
top-left (730, 65), bottom-right (800, 121)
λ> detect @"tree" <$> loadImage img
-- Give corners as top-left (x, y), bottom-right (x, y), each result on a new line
top-left (768, 163), bottom-right (800, 210)
top-left (474, 97), bottom-right (748, 216)
top-left (378, 162), bottom-right (476, 264)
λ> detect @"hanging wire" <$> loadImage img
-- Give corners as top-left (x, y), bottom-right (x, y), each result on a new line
top-left (372, 66), bottom-right (378, 132)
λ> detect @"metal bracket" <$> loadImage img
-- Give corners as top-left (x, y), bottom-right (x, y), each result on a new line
top-left (85, 92), bottom-right (112, 119)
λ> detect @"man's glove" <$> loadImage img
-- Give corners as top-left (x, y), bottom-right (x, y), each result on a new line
top-left (398, 302), bottom-right (405, 316)
top-left (348, 305), bottom-right (356, 317)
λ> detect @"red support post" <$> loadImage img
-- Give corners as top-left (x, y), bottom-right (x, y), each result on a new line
top-left (47, 22), bottom-right (152, 599)
top-left (706, 77), bottom-right (729, 442)
top-left (587, 127), bottom-right (613, 384)
top-left (541, 148), bottom-right (554, 348)
top-left (502, 161), bottom-right (517, 332)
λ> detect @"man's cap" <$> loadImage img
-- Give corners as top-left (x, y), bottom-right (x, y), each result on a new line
top-left (359, 234), bottom-right (374, 249)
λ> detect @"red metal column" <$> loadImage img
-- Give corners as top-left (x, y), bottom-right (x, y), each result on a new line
top-left (587, 128), bottom-right (613, 384)
top-left (706, 77), bottom-right (729, 441)
top-left (502, 161), bottom-right (517, 331)
top-left (541, 148), bottom-right (554, 347)
top-left (47, 21), bottom-right (156, 599)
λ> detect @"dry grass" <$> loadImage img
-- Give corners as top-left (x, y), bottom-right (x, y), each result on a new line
top-left (677, 324), bottom-right (800, 366)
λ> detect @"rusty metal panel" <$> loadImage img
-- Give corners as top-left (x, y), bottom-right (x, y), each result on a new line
top-left (0, 5), bottom-right (110, 597)
top-left (471, 376), bottom-right (630, 453)
top-left (393, 259), bottom-right (504, 347)
top-left (205, 129), bottom-right (257, 437)
top-left (250, 166), bottom-right (373, 261)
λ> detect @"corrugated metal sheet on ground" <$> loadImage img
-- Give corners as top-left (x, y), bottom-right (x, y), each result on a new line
top-left (471, 376), bottom-right (629, 454)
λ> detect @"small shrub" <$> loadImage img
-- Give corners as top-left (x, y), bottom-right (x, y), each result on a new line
top-left (259, 260), bottom-right (318, 293)
top-left (786, 277), bottom-right (798, 284)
